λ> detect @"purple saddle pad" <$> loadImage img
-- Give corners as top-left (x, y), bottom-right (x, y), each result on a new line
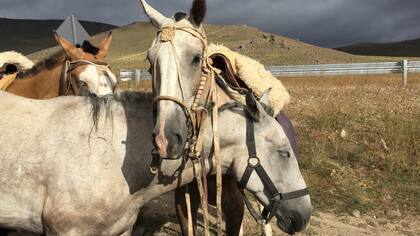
top-left (276, 112), bottom-right (300, 160)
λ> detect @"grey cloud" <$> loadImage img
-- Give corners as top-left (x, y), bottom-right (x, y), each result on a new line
top-left (1, 0), bottom-right (419, 47)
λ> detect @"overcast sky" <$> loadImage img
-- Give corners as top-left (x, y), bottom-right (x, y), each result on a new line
top-left (1, 0), bottom-right (420, 47)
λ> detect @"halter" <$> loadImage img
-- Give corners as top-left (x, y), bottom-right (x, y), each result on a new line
top-left (237, 106), bottom-right (309, 224)
top-left (60, 59), bottom-right (113, 96)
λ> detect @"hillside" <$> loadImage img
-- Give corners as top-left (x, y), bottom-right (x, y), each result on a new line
top-left (0, 18), bottom-right (116, 54)
top-left (336, 38), bottom-right (420, 57)
top-left (29, 21), bottom-right (413, 72)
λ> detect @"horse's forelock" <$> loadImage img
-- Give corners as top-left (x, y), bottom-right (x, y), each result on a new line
top-left (174, 12), bottom-right (187, 22)
top-left (81, 41), bottom-right (100, 56)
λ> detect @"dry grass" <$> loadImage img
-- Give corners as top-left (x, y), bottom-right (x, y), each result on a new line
top-left (123, 74), bottom-right (419, 235)
top-left (282, 74), bottom-right (420, 215)
top-left (28, 22), bottom-right (419, 73)
top-left (119, 73), bottom-right (419, 217)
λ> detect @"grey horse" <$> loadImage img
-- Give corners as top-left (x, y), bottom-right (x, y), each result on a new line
top-left (0, 86), bottom-right (310, 235)
top-left (139, 0), bottom-right (311, 234)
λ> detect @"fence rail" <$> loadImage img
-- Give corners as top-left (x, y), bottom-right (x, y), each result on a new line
top-left (120, 60), bottom-right (420, 85)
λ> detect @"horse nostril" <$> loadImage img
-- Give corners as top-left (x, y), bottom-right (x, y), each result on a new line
top-left (175, 133), bottom-right (183, 143)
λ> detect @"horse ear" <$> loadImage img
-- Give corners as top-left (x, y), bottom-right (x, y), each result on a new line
top-left (138, 0), bottom-right (170, 28)
top-left (245, 91), bottom-right (260, 122)
top-left (54, 31), bottom-right (81, 59)
top-left (97, 31), bottom-right (112, 60)
top-left (259, 88), bottom-right (272, 107)
top-left (190, 0), bottom-right (206, 26)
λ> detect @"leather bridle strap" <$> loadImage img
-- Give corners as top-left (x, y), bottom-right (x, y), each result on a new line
top-left (238, 110), bottom-right (309, 223)
top-left (60, 59), bottom-right (112, 96)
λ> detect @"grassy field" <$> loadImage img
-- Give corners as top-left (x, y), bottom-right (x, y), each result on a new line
top-left (127, 74), bottom-right (419, 235)
top-left (282, 74), bottom-right (419, 215)
top-left (121, 74), bottom-right (419, 217)
top-left (28, 22), bottom-right (420, 73)
top-left (0, 18), bottom-right (116, 54)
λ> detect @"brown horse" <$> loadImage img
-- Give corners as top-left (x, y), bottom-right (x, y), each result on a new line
top-left (5, 32), bottom-right (117, 98)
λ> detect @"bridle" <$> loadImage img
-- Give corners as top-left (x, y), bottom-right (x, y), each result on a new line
top-left (148, 22), bottom-right (309, 228)
top-left (237, 104), bottom-right (309, 224)
top-left (59, 59), bottom-right (114, 96)
top-left (150, 24), bottom-right (213, 164)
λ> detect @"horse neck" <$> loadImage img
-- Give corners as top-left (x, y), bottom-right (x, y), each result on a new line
top-left (6, 63), bottom-right (64, 99)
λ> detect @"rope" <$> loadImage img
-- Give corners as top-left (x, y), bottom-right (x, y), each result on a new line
top-left (211, 77), bottom-right (223, 236)
top-left (185, 185), bottom-right (194, 236)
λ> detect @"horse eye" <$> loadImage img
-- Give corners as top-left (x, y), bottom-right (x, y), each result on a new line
top-left (278, 150), bottom-right (291, 158)
top-left (192, 55), bottom-right (202, 64)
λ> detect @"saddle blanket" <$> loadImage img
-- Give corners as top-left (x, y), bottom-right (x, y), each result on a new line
top-left (208, 44), bottom-right (290, 115)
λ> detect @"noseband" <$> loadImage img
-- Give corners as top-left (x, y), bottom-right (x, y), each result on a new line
top-left (60, 59), bottom-right (113, 96)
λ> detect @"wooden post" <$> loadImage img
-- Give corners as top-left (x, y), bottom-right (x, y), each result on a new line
top-left (402, 59), bottom-right (408, 86)
top-left (134, 69), bottom-right (141, 83)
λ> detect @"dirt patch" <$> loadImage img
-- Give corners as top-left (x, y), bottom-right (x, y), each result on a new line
top-left (133, 192), bottom-right (420, 235)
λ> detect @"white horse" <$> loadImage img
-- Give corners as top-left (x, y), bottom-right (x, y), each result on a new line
top-left (139, 0), bottom-right (311, 234)
top-left (0, 81), bottom-right (309, 235)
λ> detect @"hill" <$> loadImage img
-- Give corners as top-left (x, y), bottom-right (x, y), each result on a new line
top-left (336, 38), bottom-right (420, 57)
top-left (0, 18), bottom-right (116, 54)
top-left (29, 21), bottom-right (415, 72)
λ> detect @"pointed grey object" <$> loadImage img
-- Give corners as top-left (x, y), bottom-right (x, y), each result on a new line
top-left (56, 15), bottom-right (90, 46)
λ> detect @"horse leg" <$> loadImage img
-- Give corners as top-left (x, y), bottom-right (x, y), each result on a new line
top-left (222, 176), bottom-right (244, 236)
top-left (175, 184), bottom-right (199, 236)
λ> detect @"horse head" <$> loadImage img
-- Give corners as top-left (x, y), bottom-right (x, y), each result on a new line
top-left (54, 32), bottom-right (117, 96)
top-left (140, 0), bottom-right (207, 158)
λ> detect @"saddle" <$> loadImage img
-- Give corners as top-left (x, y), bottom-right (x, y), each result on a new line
top-left (208, 45), bottom-right (290, 115)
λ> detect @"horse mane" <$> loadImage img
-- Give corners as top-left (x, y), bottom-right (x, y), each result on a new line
top-left (87, 91), bottom-right (153, 128)
top-left (17, 50), bottom-right (67, 79)
top-left (17, 40), bottom-right (100, 79)
top-left (79, 40), bottom-right (100, 55)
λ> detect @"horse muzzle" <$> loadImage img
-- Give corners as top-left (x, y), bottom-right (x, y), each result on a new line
top-left (276, 197), bottom-right (312, 235)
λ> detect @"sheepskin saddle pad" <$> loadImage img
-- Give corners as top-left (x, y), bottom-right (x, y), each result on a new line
top-left (0, 51), bottom-right (34, 73)
top-left (208, 45), bottom-right (290, 115)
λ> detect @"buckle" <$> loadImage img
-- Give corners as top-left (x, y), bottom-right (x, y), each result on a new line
top-left (248, 156), bottom-right (260, 167)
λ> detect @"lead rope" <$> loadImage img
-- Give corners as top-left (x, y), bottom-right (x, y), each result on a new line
top-left (185, 184), bottom-right (194, 236)
top-left (210, 75), bottom-right (223, 236)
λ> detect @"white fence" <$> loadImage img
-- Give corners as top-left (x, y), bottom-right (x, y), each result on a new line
top-left (120, 60), bottom-right (420, 85)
